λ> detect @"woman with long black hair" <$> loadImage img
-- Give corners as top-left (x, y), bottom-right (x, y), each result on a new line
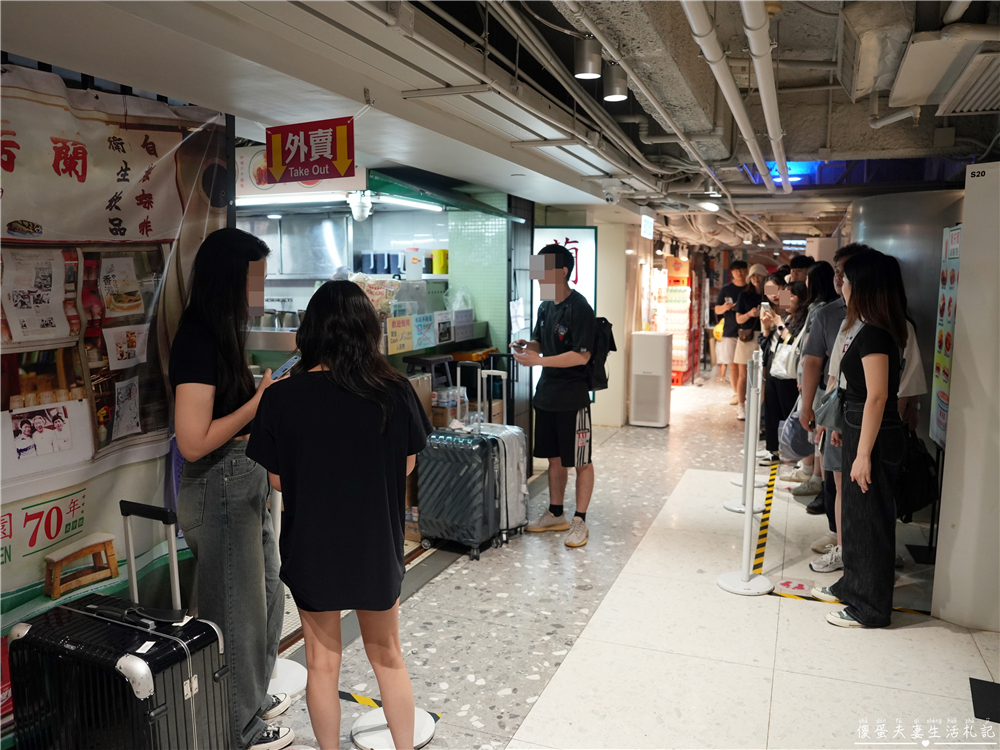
top-left (811, 249), bottom-right (908, 627)
top-left (733, 263), bottom-right (768, 421)
top-left (248, 280), bottom-right (432, 750)
top-left (170, 228), bottom-right (293, 750)
top-left (760, 280), bottom-right (810, 464)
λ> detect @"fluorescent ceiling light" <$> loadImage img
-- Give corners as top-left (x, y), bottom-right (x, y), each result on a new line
top-left (783, 239), bottom-right (807, 246)
top-left (758, 242), bottom-right (766, 247)
top-left (742, 239), bottom-right (752, 245)
top-left (773, 176), bottom-right (802, 183)
top-left (235, 192), bottom-right (346, 206)
top-left (377, 195), bottom-right (443, 212)
top-left (625, 249), bottom-right (636, 254)
top-left (697, 201), bottom-right (720, 212)
top-left (267, 214), bottom-right (282, 220)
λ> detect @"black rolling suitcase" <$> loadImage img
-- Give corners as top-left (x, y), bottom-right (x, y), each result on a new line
top-left (418, 362), bottom-right (502, 560)
top-left (8, 501), bottom-right (231, 750)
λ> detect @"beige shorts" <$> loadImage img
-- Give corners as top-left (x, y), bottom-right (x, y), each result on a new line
top-left (734, 337), bottom-right (759, 365)
top-left (717, 336), bottom-right (737, 365)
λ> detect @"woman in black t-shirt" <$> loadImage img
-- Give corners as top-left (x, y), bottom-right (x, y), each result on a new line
top-left (732, 264), bottom-right (768, 420)
top-left (170, 228), bottom-right (293, 750)
top-left (248, 281), bottom-right (432, 750)
top-left (814, 250), bottom-right (907, 629)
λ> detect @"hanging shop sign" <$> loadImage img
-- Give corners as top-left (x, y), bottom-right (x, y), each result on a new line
top-left (235, 147), bottom-right (365, 196)
top-left (929, 225), bottom-right (961, 448)
top-left (266, 117), bottom-right (355, 183)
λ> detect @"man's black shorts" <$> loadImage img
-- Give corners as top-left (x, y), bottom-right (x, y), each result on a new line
top-left (533, 406), bottom-right (592, 468)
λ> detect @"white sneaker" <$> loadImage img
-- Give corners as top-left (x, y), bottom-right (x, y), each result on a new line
top-left (736, 405), bottom-right (746, 421)
top-left (730, 394), bottom-right (739, 405)
top-left (783, 466), bottom-right (813, 484)
top-left (564, 517), bottom-right (589, 548)
top-left (809, 544), bottom-right (843, 573)
top-left (251, 725), bottom-right (295, 750)
top-left (810, 532), bottom-right (838, 553)
top-left (790, 476), bottom-right (823, 496)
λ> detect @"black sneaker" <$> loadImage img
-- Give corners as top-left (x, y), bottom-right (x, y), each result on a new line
top-left (261, 693), bottom-right (291, 721)
top-left (805, 495), bottom-right (826, 515)
top-left (758, 452), bottom-right (779, 466)
top-left (251, 725), bottom-right (294, 750)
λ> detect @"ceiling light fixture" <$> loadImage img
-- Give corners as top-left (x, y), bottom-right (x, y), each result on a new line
top-left (377, 195), bottom-right (443, 212)
top-left (758, 242), bottom-right (766, 247)
top-left (603, 61), bottom-right (628, 102)
top-left (697, 201), bottom-right (720, 212)
top-left (267, 214), bottom-right (282, 220)
top-left (655, 248), bottom-right (663, 256)
top-left (709, 191), bottom-right (722, 198)
top-left (574, 35), bottom-right (602, 79)
top-left (742, 238), bottom-right (752, 245)
top-left (625, 249), bottom-right (636, 254)
top-left (235, 192), bottom-right (346, 206)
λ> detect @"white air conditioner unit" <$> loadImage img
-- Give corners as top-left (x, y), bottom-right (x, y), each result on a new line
top-left (937, 51), bottom-right (1000, 116)
top-left (629, 332), bottom-right (672, 428)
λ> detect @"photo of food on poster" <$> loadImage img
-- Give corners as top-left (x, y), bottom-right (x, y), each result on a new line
top-left (929, 226), bottom-right (960, 449)
top-left (102, 323), bottom-right (149, 370)
top-left (112, 376), bottom-right (142, 441)
top-left (99, 257), bottom-right (144, 319)
top-left (11, 406), bottom-right (73, 460)
top-left (0, 248), bottom-right (71, 341)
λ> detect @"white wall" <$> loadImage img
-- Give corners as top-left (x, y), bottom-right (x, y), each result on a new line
top-left (592, 222), bottom-right (628, 427)
top-left (933, 163), bottom-right (1000, 632)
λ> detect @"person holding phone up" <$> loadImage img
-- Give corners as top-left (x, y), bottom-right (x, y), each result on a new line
top-left (732, 264), bottom-right (769, 421)
top-left (170, 228), bottom-right (294, 750)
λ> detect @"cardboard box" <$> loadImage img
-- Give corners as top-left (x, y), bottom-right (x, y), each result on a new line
top-left (404, 520), bottom-right (421, 543)
top-left (408, 373), bottom-right (433, 419)
top-left (469, 399), bottom-right (503, 424)
top-left (432, 404), bottom-right (460, 428)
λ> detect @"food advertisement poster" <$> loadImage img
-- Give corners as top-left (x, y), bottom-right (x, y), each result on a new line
top-left (102, 323), bottom-right (150, 370)
top-left (387, 316), bottom-right (413, 354)
top-left (413, 313), bottom-right (436, 350)
top-left (929, 225), bottom-right (960, 448)
top-left (0, 248), bottom-right (70, 341)
top-left (111, 376), bottom-right (141, 440)
top-left (99, 257), bottom-right (144, 318)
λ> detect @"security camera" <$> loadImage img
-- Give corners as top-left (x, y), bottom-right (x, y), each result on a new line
top-left (600, 180), bottom-right (624, 205)
top-left (347, 191), bottom-right (373, 222)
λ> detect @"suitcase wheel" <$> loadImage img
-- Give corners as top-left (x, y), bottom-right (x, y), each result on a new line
top-left (497, 533), bottom-right (507, 546)
top-left (421, 538), bottom-right (433, 550)
top-left (469, 548), bottom-right (480, 561)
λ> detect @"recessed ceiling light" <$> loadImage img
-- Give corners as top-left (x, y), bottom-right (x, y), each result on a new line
top-left (267, 214), bottom-right (282, 220)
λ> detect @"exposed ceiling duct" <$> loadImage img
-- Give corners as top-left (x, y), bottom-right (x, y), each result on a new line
top-left (936, 52), bottom-right (1000, 115)
top-left (838, 1), bottom-right (915, 102)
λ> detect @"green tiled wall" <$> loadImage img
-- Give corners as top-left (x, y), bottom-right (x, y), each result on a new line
top-left (447, 192), bottom-right (509, 347)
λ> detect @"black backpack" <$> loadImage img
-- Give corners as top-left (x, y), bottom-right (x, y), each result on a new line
top-left (895, 431), bottom-right (938, 523)
top-left (587, 317), bottom-right (617, 391)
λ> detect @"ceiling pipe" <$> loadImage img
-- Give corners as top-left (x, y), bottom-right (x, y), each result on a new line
top-left (869, 93), bottom-right (921, 129)
top-left (940, 23), bottom-right (1000, 41)
top-left (740, 1), bottom-right (793, 193)
top-left (680, 1), bottom-right (776, 193)
top-left (614, 114), bottom-right (724, 144)
top-left (562, 0), bottom-right (738, 209)
top-left (746, 83), bottom-right (842, 96)
top-left (728, 57), bottom-right (838, 71)
top-left (942, 1), bottom-right (973, 25)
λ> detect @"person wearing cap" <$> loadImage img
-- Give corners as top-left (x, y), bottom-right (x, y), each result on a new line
top-left (732, 264), bottom-right (768, 421)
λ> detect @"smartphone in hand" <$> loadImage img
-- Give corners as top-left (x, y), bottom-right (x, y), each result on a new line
top-left (271, 354), bottom-right (301, 380)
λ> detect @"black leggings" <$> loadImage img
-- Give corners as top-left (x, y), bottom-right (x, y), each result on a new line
top-left (764, 375), bottom-right (799, 452)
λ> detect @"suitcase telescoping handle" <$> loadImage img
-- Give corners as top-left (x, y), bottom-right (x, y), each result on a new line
top-left (480, 369), bottom-right (509, 432)
top-left (119, 500), bottom-right (183, 611)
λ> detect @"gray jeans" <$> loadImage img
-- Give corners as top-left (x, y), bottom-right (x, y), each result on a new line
top-left (178, 440), bottom-right (283, 748)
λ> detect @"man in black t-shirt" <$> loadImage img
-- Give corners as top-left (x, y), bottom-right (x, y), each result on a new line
top-left (512, 244), bottom-right (596, 548)
top-left (715, 259), bottom-right (747, 405)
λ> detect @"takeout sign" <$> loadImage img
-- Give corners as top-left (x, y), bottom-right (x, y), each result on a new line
top-left (266, 117), bottom-right (355, 183)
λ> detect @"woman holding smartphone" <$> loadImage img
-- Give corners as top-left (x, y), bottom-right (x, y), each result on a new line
top-left (248, 281), bottom-right (432, 750)
top-left (170, 228), bottom-right (293, 750)
top-left (811, 250), bottom-right (907, 628)
top-left (732, 264), bottom-right (768, 421)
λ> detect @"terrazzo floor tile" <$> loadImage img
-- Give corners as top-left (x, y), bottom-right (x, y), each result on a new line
top-left (972, 630), bottom-right (1000, 682)
top-left (622, 525), bottom-right (745, 584)
top-left (504, 740), bottom-right (557, 749)
top-left (581, 570), bottom-right (780, 669)
top-left (511, 638), bottom-right (773, 749)
top-left (335, 613), bottom-right (576, 737)
top-left (767, 668), bottom-right (999, 749)
top-left (774, 597), bottom-right (993, 699)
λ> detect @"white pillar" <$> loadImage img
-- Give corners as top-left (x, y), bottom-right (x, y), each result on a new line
top-left (932, 162), bottom-right (1000, 632)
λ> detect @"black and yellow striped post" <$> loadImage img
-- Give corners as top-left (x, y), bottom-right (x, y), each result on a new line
top-left (339, 690), bottom-right (442, 721)
top-left (752, 464), bottom-right (777, 575)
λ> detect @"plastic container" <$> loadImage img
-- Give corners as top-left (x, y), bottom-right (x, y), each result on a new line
top-left (432, 249), bottom-right (449, 275)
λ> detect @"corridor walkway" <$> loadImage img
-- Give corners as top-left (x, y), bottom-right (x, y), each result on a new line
top-left (277, 376), bottom-right (998, 749)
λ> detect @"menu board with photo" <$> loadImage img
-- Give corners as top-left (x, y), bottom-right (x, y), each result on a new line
top-left (929, 225), bottom-right (961, 448)
top-left (1, 248), bottom-right (71, 341)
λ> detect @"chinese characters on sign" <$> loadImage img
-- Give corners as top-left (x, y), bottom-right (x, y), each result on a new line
top-left (1, 488), bottom-right (88, 569)
top-left (266, 117), bottom-right (355, 183)
top-left (387, 316), bottom-right (414, 354)
top-left (857, 717), bottom-right (996, 743)
top-left (0, 248), bottom-right (71, 341)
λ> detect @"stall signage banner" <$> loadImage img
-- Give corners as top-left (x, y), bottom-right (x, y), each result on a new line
top-left (387, 316), bottom-right (413, 354)
top-left (413, 313), bottom-right (436, 349)
top-left (266, 117), bottom-right (355, 183)
top-left (929, 226), bottom-right (961, 448)
top-left (0, 66), bottom-right (185, 243)
top-left (453, 309), bottom-right (474, 342)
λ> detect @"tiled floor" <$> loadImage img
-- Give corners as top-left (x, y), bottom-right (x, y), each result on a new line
top-left (274, 376), bottom-right (998, 749)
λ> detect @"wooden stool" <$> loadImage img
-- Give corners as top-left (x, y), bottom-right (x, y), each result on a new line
top-left (44, 532), bottom-right (119, 599)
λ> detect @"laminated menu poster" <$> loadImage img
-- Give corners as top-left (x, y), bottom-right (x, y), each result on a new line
top-left (387, 316), bottom-right (413, 354)
top-left (435, 310), bottom-right (453, 344)
top-left (929, 225), bottom-right (961, 448)
top-left (1, 248), bottom-right (71, 341)
top-left (453, 309), bottom-right (474, 342)
top-left (112, 376), bottom-right (142, 441)
top-left (413, 313), bottom-right (436, 349)
top-left (99, 257), bottom-right (145, 319)
top-left (102, 323), bottom-right (150, 370)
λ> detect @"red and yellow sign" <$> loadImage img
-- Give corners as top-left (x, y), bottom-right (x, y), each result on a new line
top-left (265, 117), bottom-right (355, 183)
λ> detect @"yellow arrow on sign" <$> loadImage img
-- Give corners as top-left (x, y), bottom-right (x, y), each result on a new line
top-left (268, 133), bottom-right (286, 182)
top-left (332, 124), bottom-right (353, 176)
